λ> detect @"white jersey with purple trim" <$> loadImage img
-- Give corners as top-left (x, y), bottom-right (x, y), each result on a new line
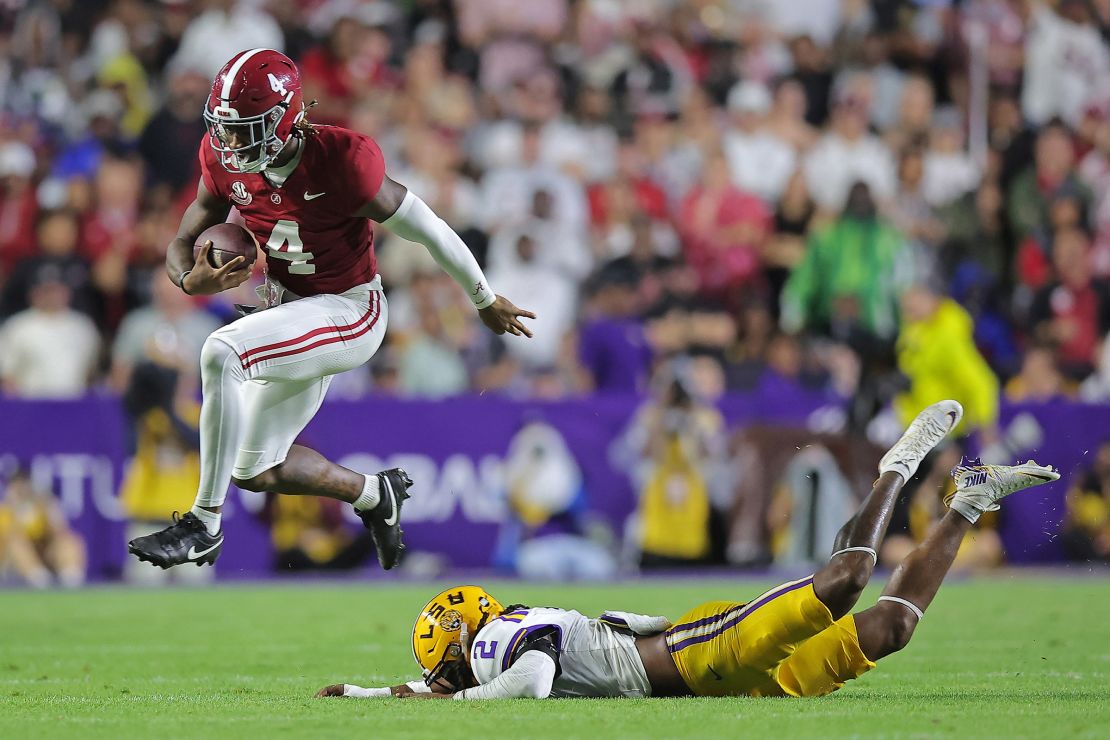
top-left (469, 607), bottom-right (663, 698)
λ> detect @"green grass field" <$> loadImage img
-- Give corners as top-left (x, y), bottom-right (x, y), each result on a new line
top-left (2, 576), bottom-right (1108, 739)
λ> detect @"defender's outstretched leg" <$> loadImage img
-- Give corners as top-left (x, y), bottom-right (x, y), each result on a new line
top-left (855, 460), bottom-right (1060, 660)
top-left (812, 401), bottom-right (964, 619)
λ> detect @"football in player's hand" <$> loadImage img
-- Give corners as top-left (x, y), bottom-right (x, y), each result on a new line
top-left (194, 223), bottom-right (258, 270)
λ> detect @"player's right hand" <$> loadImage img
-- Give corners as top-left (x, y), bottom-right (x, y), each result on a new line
top-left (315, 684), bottom-right (346, 698)
top-left (479, 295), bottom-right (536, 337)
top-left (183, 241), bottom-right (251, 295)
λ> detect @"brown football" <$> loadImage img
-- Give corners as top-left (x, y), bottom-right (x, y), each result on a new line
top-left (194, 222), bottom-right (259, 270)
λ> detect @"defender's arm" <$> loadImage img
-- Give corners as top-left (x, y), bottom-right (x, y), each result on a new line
top-left (357, 176), bottom-right (536, 337)
top-left (315, 680), bottom-right (434, 698)
top-left (166, 179), bottom-right (250, 296)
top-left (451, 651), bottom-right (557, 700)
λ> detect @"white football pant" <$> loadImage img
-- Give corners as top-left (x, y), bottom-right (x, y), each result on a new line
top-left (193, 277), bottom-right (388, 508)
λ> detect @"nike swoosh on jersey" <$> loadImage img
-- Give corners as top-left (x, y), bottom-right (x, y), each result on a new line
top-left (304, 191), bottom-right (326, 201)
top-left (187, 540), bottom-right (222, 560)
top-left (381, 476), bottom-right (399, 526)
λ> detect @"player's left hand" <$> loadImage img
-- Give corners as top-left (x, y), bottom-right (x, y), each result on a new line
top-left (479, 295), bottom-right (536, 337)
top-left (315, 684), bottom-right (346, 698)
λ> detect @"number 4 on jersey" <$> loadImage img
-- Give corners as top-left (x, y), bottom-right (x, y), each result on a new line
top-left (265, 219), bottom-right (315, 274)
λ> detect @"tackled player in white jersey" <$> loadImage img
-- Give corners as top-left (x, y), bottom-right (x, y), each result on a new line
top-left (317, 402), bottom-right (1061, 701)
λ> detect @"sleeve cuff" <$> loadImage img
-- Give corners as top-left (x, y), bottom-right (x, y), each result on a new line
top-left (473, 287), bottom-right (496, 310)
top-left (343, 684), bottom-right (391, 698)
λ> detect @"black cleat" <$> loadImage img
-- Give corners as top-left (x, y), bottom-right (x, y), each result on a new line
top-left (358, 468), bottom-right (413, 570)
top-left (127, 512), bottom-right (223, 569)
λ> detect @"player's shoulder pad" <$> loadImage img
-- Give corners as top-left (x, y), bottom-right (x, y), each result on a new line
top-left (312, 124), bottom-right (376, 153)
top-left (511, 624), bottom-right (562, 679)
top-left (310, 125), bottom-right (385, 203)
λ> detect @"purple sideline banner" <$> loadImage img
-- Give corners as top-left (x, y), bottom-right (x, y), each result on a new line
top-left (1, 394), bottom-right (1106, 578)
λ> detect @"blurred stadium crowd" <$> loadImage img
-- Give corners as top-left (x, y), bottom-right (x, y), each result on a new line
top-left (2, 0), bottom-right (1110, 415)
top-left (2, 0), bottom-right (1110, 583)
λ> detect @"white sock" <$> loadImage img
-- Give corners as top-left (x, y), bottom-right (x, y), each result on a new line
top-left (948, 498), bottom-right (981, 524)
top-left (191, 506), bottom-right (222, 536)
top-left (352, 474), bottom-right (381, 513)
top-left (878, 461), bottom-right (911, 485)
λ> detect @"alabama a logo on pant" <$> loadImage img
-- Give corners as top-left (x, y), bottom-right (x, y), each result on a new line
top-left (231, 181), bottom-right (252, 206)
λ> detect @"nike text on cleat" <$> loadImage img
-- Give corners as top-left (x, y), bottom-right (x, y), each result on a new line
top-left (878, 400), bottom-right (964, 483)
top-left (945, 458), bottom-right (1060, 522)
top-left (358, 468), bottom-right (413, 570)
top-left (127, 511), bottom-right (223, 569)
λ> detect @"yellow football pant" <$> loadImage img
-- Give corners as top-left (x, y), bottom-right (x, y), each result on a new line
top-left (665, 576), bottom-right (876, 697)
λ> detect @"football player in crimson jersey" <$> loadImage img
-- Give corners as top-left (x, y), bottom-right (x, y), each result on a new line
top-left (128, 48), bottom-right (535, 571)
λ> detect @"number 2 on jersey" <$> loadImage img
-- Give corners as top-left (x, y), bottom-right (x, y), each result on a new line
top-left (265, 219), bottom-right (315, 274)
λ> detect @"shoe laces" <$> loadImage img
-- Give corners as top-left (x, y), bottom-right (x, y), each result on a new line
top-left (894, 413), bottom-right (950, 460)
top-left (171, 511), bottom-right (205, 531)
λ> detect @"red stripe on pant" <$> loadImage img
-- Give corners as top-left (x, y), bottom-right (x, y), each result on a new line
top-left (238, 294), bottom-right (378, 363)
top-left (239, 293), bottom-right (381, 370)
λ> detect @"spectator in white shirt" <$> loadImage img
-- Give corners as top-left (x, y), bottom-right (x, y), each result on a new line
top-left (723, 81), bottom-right (797, 204)
top-left (1022, 0), bottom-right (1110, 127)
top-left (804, 91), bottom-right (896, 213)
top-left (486, 233), bottom-right (577, 370)
top-left (169, 0), bottom-right (284, 80)
top-left (923, 106), bottom-right (981, 208)
top-left (0, 265), bottom-right (99, 398)
top-left (487, 189), bottom-right (593, 282)
top-left (479, 125), bottom-right (589, 236)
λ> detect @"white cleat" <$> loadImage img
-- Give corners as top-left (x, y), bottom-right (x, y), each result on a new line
top-left (878, 400), bottom-right (964, 483)
top-left (945, 458), bottom-right (1060, 522)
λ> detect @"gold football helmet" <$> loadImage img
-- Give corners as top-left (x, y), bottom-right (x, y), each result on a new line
top-left (411, 585), bottom-right (504, 690)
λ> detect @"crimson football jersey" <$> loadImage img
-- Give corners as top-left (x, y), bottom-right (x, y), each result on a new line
top-left (199, 125), bottom-right (385, 296)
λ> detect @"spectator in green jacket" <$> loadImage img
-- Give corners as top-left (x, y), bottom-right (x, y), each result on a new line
top-left (781, 181), bottom-right (913, 343)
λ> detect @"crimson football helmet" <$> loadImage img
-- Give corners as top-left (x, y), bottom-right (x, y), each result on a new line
top-left (204, 48), bottom-right (304, 174)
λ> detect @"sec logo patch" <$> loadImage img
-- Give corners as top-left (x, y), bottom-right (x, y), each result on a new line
top-left (230, 181), bottom-right (252, 206)
top-left (271, 193), bottom-right (282, 205)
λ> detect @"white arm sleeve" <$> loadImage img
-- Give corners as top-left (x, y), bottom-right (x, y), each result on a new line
top-left (453, 651), bottom-right (557, 700)
top-left (341, 680), bottom-right (431, 698)
top-left (381, 190), bottom-right (497, 309)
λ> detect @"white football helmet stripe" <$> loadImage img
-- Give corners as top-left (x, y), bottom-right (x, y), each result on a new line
top-left (220, 48), bottom-right (271, 100)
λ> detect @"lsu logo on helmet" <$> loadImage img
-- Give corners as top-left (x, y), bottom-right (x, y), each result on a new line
top-left (411, 585), bottom-right (503, 691)
top-left (439, 610), bottom-right (463, 631)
